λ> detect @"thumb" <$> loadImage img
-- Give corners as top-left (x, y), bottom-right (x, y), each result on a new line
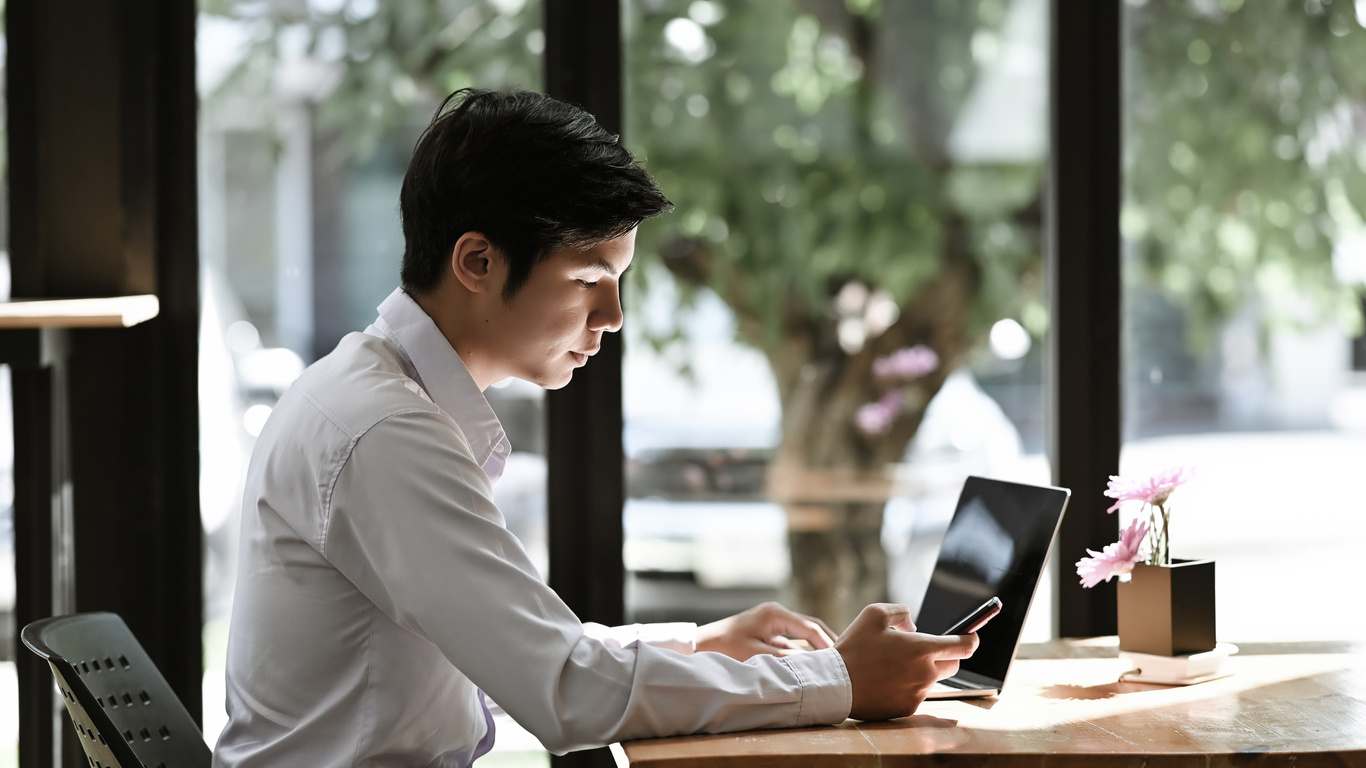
top-left (926, 631), bottom-right (980, 660)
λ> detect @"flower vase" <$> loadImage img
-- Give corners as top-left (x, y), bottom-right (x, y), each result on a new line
top-left (1117, 559), bottom-right (1216, 657)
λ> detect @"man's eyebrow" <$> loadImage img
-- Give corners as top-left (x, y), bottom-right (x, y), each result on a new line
top-left (589, 258), bottom-right (624, 277)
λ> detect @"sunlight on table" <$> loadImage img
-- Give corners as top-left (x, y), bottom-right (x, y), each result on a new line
top-left (958, 651), bottom-right (1362, 732)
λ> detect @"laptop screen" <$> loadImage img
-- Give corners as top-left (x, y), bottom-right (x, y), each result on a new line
top-left (914, 476), bottom-right (1070, 686)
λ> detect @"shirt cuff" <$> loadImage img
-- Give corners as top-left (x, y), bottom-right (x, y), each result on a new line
top-left (779, 647), bottom-right (852, 727)
top-left (634, 622), bottom-right (697, 655)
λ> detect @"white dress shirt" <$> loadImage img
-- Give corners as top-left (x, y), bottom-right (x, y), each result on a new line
top-left (212, 288), bottom-right (852, 767)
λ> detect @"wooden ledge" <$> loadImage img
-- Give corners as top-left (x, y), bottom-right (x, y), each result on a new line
top-left (0, 295), bottom-right (160, 328)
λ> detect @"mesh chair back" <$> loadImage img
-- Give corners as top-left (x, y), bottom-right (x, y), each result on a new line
top-left (21, 612), bottom-right (212, 768)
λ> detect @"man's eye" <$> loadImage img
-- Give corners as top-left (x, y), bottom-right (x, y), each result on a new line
top-left (578, 279), bottom-right (598, 288)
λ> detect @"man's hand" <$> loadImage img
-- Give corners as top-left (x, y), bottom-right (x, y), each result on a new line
top-left (835, 603), bottom-right (979, 721)
top-left (696, 602), bottom-right (838, 661)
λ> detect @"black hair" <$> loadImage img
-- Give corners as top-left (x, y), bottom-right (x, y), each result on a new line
top-left (400, 88), bottom-right (673, 299)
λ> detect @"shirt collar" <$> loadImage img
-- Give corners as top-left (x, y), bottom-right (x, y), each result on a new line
top-left (368, 288), bottom-right (512, 481)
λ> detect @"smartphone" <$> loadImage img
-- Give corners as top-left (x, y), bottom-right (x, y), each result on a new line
top-left (941, 596), bottom-right (1002, 635)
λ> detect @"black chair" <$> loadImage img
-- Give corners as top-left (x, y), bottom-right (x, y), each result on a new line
top-left (21, 612), bottom-right (212, 768)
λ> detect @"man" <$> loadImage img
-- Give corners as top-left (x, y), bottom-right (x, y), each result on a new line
top-left (213, 88), bottom-right (978, 767)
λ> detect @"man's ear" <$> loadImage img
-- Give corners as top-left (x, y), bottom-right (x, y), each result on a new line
top-left (449, 232), bottom-right (501, 294)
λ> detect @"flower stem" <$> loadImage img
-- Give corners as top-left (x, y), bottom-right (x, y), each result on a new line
top-left (1145, 504), bottom-right (1157, 566)
top-left (1159, 502), bottom-right (1170, 565)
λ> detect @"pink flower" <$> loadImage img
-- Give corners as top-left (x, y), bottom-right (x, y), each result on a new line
top-left (1103, 466), bottom-right (1195, 513)
top-left (1076, 518), bottom-right (1149, 588)
top-left (855, 391), bottom-right (903, 434)
top-left (873, 345), bottom-right (939, 382)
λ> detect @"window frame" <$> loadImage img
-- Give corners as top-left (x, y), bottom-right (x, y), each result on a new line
top-left (7, 2), bottom-right (1124, 767)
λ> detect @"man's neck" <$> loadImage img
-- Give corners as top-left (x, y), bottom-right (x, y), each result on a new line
top-left (410, 287), bottom-right (500, 391)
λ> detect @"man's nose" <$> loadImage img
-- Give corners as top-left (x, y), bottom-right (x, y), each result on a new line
top-left (589, 285), bottom-right (625, 333)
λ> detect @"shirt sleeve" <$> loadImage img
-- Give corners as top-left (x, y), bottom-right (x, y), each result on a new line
top-left (320, 409), bottom-right (852, 754)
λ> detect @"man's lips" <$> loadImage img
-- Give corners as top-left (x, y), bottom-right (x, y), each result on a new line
top-left (569, 349), bottom-right (598, 365)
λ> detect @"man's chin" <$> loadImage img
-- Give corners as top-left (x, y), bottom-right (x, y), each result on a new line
top-left (538, 368), bottom-right (577, 391)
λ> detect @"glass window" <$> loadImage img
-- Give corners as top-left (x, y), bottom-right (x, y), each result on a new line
top-left (1122, 0), bottom-right (1366, 641)
top-left (623, 0), bottom-right (1052, 637)
top-left (197, 2), bottom-right (546, 762)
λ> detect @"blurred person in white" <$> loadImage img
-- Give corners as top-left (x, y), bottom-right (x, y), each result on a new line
top-left (213, 88), bottom-right (978, 768)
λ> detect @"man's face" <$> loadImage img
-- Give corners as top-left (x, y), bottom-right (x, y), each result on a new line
top-left (485, 228), bottom-right (635, 389)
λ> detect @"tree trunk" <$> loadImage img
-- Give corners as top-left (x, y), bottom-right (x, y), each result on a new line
top-left (660, 211), bottom-right (980, 630)
top-left (762, 348), bottom-right (938, 630)
top-left (757, 217), bottom-right (977, 629)
top-left (784, 502), bottom-right (888, 632)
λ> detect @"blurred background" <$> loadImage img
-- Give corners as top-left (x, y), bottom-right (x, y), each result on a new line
top-left (2, 0), bottom-right (1366, 765)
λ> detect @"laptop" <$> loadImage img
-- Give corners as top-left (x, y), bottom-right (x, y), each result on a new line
top-left (914, 476), bottom-right (1070, 699)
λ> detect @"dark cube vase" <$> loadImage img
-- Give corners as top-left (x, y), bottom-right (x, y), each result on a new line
top-left (1117, 559), bottom-right (1216, 657)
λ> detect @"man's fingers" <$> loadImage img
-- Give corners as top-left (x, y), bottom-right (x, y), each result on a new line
top-left (881, 630), bottom-right (978, 661)
top-left (755, 639), bottom-right (806, 657)
top-left (771, 613), bottom-right (834, 650)
top-left (860, 603), bottom-right (915, 633)
top-left (812, 616), bottom-right (840, 643)
top-left (837, 606), bottom-right (984, 722)
top-left (789, 618), bottom-right (835, 650)
top-left (925, 632), bottom-right (980, 659)
top-left (772, 604), bottom-right (838, 644)
top-left (761, 605), bottom-right (836, 650)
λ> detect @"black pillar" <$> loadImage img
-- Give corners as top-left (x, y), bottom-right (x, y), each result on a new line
top-left (6, 2), bottom-right (202, 766)
top-left (543, 1), bottom-right (624, 764)
top-left (543, 0), bottom-right (625, 636)
top-left (1048, 0), bottom-right (1122, 638)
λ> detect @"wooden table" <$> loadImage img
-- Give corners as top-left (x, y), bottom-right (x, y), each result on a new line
top-left (620, 639), bottom-right (1366, 766)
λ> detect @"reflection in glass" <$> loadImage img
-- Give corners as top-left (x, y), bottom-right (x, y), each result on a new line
top-left (916, 478), bottom-right (1067, 684)
top-left (935, 498), bottom-right (1015, 590)
top-left (624, 0), bottom-right (1051, 632)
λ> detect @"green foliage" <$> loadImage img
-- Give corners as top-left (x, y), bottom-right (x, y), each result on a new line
top-left (205, 0), bottom-right (1046, 364)
top-left (201, 0), bottom-right (1366, 381)
top-left (1125, 0), bottom-right (1366, 344)
top-left (624, 0), bottom-right (1039, 356)
top-left (203, 0), bottom-right (541, 161)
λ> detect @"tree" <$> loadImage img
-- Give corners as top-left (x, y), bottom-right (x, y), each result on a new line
top-left (622, 0), bottom-right (1041, 629)
top-left (205, 0), bottom-right (1366, 630)
top-left (1124, 0), bottom-right (1366, 348)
